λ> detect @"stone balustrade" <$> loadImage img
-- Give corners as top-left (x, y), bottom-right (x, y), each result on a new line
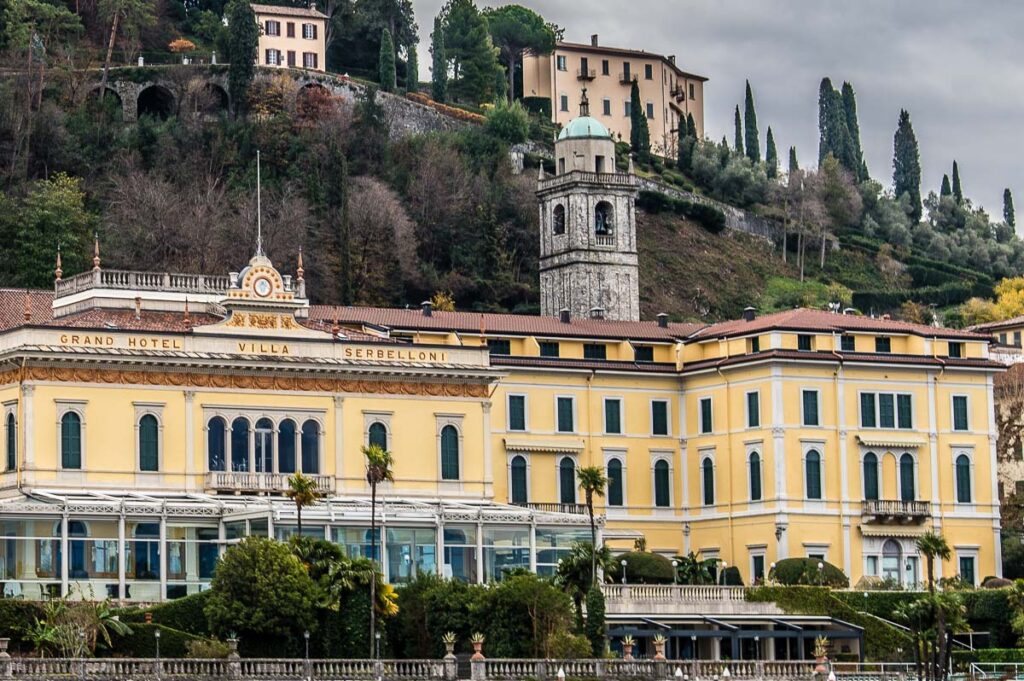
top-left (600, 584), bottom-right (782, 617)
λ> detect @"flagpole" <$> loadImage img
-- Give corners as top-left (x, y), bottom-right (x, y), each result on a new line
top-left (256, 149), bottom-right (263, 256)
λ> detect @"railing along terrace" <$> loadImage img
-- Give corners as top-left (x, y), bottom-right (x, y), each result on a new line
top-left (512, 501), bottom-right (588, 515)
top-left (539, 170), bottom-right (638, 191)
top-left (861, 499), bottom-right (930, 519)
top-left (601, 583), bottom-right (749, 602)
top-left (206, 472), bottom-right (334, 494)
top-left (55, 269), bottom-right (232, 298)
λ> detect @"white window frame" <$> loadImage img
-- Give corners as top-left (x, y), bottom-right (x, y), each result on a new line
top-left (895, 450), bottom-right (920, 501)
top-left (302, 52), bottom-right (317, 69)
top-left (3, 400), bottom-right (17, 472)
top-left (559, 93), bottom-right (569, 112)
top-left (803, 543), bottom-right (830, 562)
top-left (363, 410), bottom-right (393, 448)
top-left (801, 441), bottom-right (826, 502)
top-left (649, 450), bottom-right (674, 510)
top-left (265, 20), bottom-right (280, 36)
top-left (746, 444), bottom-right (764, 503)
top-left (506, 393), bottom-right (528, 432)
top-left (506, 452), bottom-right (531, 504)
top-left (435, 413), bottom-right (465, 484)
top-left (556, 454), bottom-right (579, 503)
top-left (603, 397), bottom-right (623, 435)
top-left (865, 554), bottom-right (880, 577)
top-left (954, 547), bottom-right (979, 586)
top-left (603, 449), bottom-right (627, 508)
top-left (302, 23), bottom-right (315, 39)
top-left (133, 402), bottom-right (165, 474)
top-left (952, 447), bottom-right (975, 506)
top-left (645, 101), bottom-right (655, 119)
top-left (748, 545), bottom-right (767, 583)
top-left (554, 395), bottom-right (577, 434)
top-left (950, 394), bottom-right (970, 432)
top-left (745, 390), bottom-right (760, 429)
top-left (698, 396), bottom-right (713, 434)
top-left (602, 97), bottom-right (611, 117)
top-left (56, 400), bottom-right (87, 472)
top-left (650, 399), bottom-right (670, 436)
top-left (801, 389), bottom-right (821, 427)
top-left (202, 408), bottom-right (327, 475)
top-left (699, 449), bottom-right (716, 507)
top-left (859, 391), bottom-right (914, 430)
top-left (556, 55), bottom-right (567, 71)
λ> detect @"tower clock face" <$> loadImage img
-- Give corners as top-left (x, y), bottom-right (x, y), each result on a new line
top-left (253, 277), bottom-right (272, 297)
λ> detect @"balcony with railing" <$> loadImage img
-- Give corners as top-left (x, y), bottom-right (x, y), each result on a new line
top-left (618, 72), bottom-right (636, 84)
top-left (862, 499), bottom-right (930, 523)
top-left (55, 269), bottom-right (233, 298)
top-left (601, 584), bottom-right (781, 616)
top-left (594, 233), bottom-right (615, 247)
top-left (206, 472), bottom-right (334, 495)
top-left (538, 170), bottom-right (638, 192)
top-left (671, 84), bottom-right (685, 101)
top-left (576, 68), bottom-right (596, 81)
top-left (511, 502), bottom-right (587, 515)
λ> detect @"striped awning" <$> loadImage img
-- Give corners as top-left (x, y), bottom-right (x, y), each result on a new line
top-left (856, 435), bottom-right (927, 449)
top-left (504, 438), bottom-right (585, 454)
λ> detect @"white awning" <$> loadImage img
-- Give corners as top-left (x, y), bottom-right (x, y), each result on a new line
top-left (856, 435), bottom-right (927, 449)
top-left (504, 437), bottom-right (585, 454)
top-left (859, 526), bottom-right (928, 538)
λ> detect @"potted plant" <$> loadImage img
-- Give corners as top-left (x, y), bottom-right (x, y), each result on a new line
top-left (470, 632), bottom-right (485, 661)
top-left (653, 634), bottom-right (666, 661)
top-left (813, 635), bottom-right (829, 674)
top-left (622, 635), bottom-right (635, 660)
top-left (442, 632), bottom-right (457, 658)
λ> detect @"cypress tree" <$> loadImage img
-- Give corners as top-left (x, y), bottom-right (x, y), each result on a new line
top-left (1004, 188), bottom-right (1015, 229)
top-left (629, 80), bottom-right (650, 161)
top-left (226, 0), bottom-right (258, 118)
top-left (431, 16), bottom-right (447, 102)
top-left (765, 126), bottom-right (778, 179)
top-left (940, 174), bottom-right (952, 198)
top-left (744, 80), bottom-right (760, 163)
top-left (406, 42), bottom-right (419, 92)
top-left (817, 77), bottom-right (852, 167)
top-left (952, 161), bottom-right (963, 204)
top-left (379, 28), bottom-right (397, 92)
top-left (788, 146), bottom-right (799, 175)
top-left (817, 78), bottom-right (833, 164)
top-left (733, 105), bottom-right (743, 156)
top-left (893, 109), bottom-right (922, 222)
top-left (686, 112), bottom-right (697, 140)
top-left (841, 81), bottom-right (866, 181)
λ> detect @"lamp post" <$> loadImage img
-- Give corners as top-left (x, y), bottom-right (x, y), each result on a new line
top-left (672, 560), bottom-right (679, 585)
top-left (690, 634), bottom-right (697, 661)
top-left (719, 560), bottom-right (727, 587)
top-left (304, 630), bottom-right (310, 660)
top-left (155, 628), bottom-right (162, 679)
top-left (621, 559), bottom-right (628, 585)
top-left (817, 561), bottom-right (824, 587)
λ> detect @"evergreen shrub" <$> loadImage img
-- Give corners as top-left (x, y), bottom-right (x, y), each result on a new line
top-left (607, 552), bottom-right (675, 584)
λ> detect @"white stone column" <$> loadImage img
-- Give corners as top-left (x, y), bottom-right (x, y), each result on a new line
top-left (482, 401), bottom-right (493, 496)
top-left (528, 519), bottom-right (537, 572)
top-left (117, 512), bottom-right (126, 600)
top-left (334, 396), bottom-right (344, 490)
top-left (476, 519), bottom-right (484, 584)
top-left (159, 514), bottom-right (167, 601)
top-left (184, 391), bottom-right (195, 488)
top-left (22, 385), bottom-right (34, 472)
top-left (60, 512), bottom-right (68, 597)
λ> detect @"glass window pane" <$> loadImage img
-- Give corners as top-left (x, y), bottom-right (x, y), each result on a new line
top-left (607, 459), bottom-right (623, 506)
top-left (231, 418), bottom-right (248, 471)
top-left (301, 420), bottom-right (319, 474)
top-left (510, 456), bottom-right (527, 504)
top-left (208, 417), bottom-right (226, 472)
top-left (861, 393), bottom-right (876, 428)
top-left (441, 426), bottom-right (459, 480)
top-left (139, 415), bottom-right (159, 471)
top-left (368, 422), bottom-right (388, 449)
top-left (278, 420), bottom-right (296, 473)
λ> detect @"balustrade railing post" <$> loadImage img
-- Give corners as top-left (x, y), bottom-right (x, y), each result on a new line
top-left (470, 658), bottom-right (485, 681)
top-left (756, 660), bottom-right (764, 681)
top-left (691, 658), bottom-right (699, 680)
top-left (227, 638), bottom-right (241, 679)
top-left (0, 638), bottom-right (10, 679)
top-left (655, 659), bottom-right (667, 681)
top-left (444, 655), bottom-right (457, 681)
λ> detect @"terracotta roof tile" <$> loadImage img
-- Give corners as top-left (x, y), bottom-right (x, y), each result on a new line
top-left (681, 349), bottom-right (1004, 374)
top-left (969, 316), bottom-right (1024, 334)
top-left (492, 356), bottom-right (677, 373)
top-left (250, 3), bottom-right (327, 19)
top-left (0, 289), bottom-right (54, 331)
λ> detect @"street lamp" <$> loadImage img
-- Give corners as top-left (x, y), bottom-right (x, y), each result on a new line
top-left (754, 636), bottom-right (760, 660)
top-left (690, 634), bottom-right (697, 661)
top-left (817, 561), bottom-right (824, 587)
top-left (719, 560), bottom-right (727, 586)
top-left (155, 628), bottom-right (161, 661)
top-left (621, 559), bottom-right (628, 585)
top-left (672, 560), bottom-right (679, 585)
top-left (304, 630), bottom-right (310, 661)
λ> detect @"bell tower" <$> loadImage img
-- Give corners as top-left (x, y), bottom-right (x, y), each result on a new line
top-left (537, 89), bottom-right (640, 322)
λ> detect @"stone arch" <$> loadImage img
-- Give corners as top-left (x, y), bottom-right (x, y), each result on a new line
top-left (194, 82), bottom-right (228, 114)
top-left (87, 86), bottom-right (124, 121)
top-left (595, 200), bottom-right (614, 235)
top-left (296, 82), bottom-right (334, 120)
top-left (137, 84), bottom-right (175, 119)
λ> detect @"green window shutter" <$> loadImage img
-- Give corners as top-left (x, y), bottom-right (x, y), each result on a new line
top-left (899, 454), bottom-right (915, 501)
top-left (5, 414), bottom-right (15, 472)
top-left (953, 396), bottom-right (968, 431)
top-left (955, 455), bottom-right (971, 503)
top-left (368, 422), bottom-right (388, 449)
top-left (510, 456), bottom-right (528, 504)
top-left (139, 415), bottom-right (159, 472)
top-left (61, 413), bottom-right (81, 469)
top-left (806, 451), bottom-right (822, 499)
top-left (441, 426), bottom-right (459, 480)
top-left (508, 396), bottom-right (526, 431)
top-left (879, 394), bottom-right (895, 428)
top-left (959, 557), bottom-right (975, 586)
top-left (654, 460), bottom-right (670, 507)
top-left (607, 459), bottom-right (623, 506)
top-left (802, 391), bottom-right (819, 426)
top-left (652, 401), bottom-right (668, 435)
top-left (749, 453), bottom-right (761, 501)
top-left (863, 453), bottom-right (879, 500)
top-left (700, 398), bottom-right (713, 433)
top-left (896, 394), bottom-right (913, 429)
top-left (559, 458), bottom-right (576, 504)
top-left (747, 392), bottom-right (759, 428)
top-left (860, 393), bottom-right (877, 428)
top-left (557, 398), bottom-right (574, 432)
top-left (605, 400), bottom-right (621, 434)
top-left (702, 458), bottom-right (714, 505)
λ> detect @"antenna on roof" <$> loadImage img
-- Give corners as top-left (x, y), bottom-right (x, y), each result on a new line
top-left (256, 149), bottom-right (264, 257)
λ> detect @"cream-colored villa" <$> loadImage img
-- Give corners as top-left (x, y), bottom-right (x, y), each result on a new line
top-left (251, 3), bottom-right (328, 72)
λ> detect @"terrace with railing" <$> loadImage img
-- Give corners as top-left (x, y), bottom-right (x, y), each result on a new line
top-left (539, 170), bottom-right (638, 192)
top-left (206, 472), bottom-right (335, 495)
top-left (600, 583), bottom-right (781, 616)
top-left (55, 269), bottom-right (233, 298)
top-left (861, 499), bottom-right (930, 523)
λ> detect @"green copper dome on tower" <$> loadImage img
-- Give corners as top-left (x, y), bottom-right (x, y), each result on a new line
top-left (557, 87), bottom-right (611, 140)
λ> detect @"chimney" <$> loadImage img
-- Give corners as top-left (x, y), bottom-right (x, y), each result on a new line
top-left (591, 34), bottom-right (599, 47)
top-left (134, 296), bottom-right (142, 321)
top-left (742, 306), bottom-right (756, 322)
top-left (559, 308), bottom-right (571, 324)
top-left (667, 55), bottom-right (676, 65)
top-left (589, 307), bottom-right (605, 320)
top-left (657, 313), bottom-right (669, 328)
top-left (421, 300), bottom-right (433, 317)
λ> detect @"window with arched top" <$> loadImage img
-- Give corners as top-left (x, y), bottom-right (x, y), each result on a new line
top-left (368, 422), bottom-right (388, 449)
top-left (255, 417), bottom-right (274, 473)
top-left (230, 418), bottom-right (249, 472)
top-left (899, 453), bottom-right (915, 501)
top-left (139, 414), bottom-right (159, 472)
top-left (882, 539), bottom-right (902, 583)
top-left (595, 201), bottom-right (613, 235)
top-left (607, 458), bottom-right (623, 506)
top-left (701, 457), bottom-right (714, 506)
top-left (510, 455), bottom-right (528, 504)
top-left (553, 204), bottom-right (566, 235)
top-left (61, 412), bottom-right (82, 470)
top-left (301, 420), bottom-right (320, 474)
top-left (559, 457), bottom-right (576, 504)
top-left (748, 452), bottom-right (762, 502)
top-left (955, 454), bottom-right (971, 503)
top-left (278, 419), bottom-right (297, 474)
top-left (654, 459), bottom-right (670, 508)
top-left (440, 425), bottom-right (459, 481)
top-left (863, 452), bottom-right (879, 500)
top-left (805, 450), bottom-right (822, 500)
top-left (207, 417), bottom-right (226, 472)
top-left (5, 412), bottom-right (15, 472)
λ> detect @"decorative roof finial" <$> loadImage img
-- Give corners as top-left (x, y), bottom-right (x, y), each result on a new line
top-left (579, 87), bottom-right (590, 117)
top-left (92, 233), bottom-right (101, 271)
top-left (55, 244), bottom-right (63, 282)
top-left (331, 310), bottom-right (340, 337)
top-left (23, 290), bottom-right (31, 322)
top-left (296, 247), bottom-right (305, 281)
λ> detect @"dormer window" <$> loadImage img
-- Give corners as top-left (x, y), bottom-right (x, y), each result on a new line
top-left (875, 337), bottom-right (892, 353)
top-left (797, 334), bottom-right (813, 351)
top-left (595, 201), bottom-right (613, 235)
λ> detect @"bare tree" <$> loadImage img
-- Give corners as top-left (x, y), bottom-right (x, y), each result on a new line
top-left (346, 176), bottom-right (418, 304)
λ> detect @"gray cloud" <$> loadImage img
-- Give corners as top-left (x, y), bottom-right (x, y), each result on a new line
top-left (414, 0), bottom-right (1023, 217)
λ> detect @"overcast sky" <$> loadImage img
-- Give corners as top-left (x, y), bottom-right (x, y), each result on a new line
top-left (414, 0), bottom-right (1023, 218)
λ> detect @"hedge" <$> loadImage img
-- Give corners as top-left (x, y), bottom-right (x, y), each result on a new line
top-left (959, 588), bottom-right (1018, 648)
top-left (608, 552), bottom-right (675, 584)
top-left (101, 623), bottom-right (203, 658)
top-left (852, 281), bottom-right (976, 312)
top-left (117, 591), bottom-right (212, 636)
top-left (636, 190), bottom-right (727, 234)
top-left (770, 558), bottom-right (849, 588)
top-left (953, 648), bottom-right (1024, 667)
top-left (0, 600), bottom-right (45, 653)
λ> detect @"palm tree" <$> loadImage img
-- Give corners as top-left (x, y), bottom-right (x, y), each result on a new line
top-left (673, 551), bottom-right (716, 585)
top-left (576, 466), bottom-right (607, 584)
top-left (917, 532), bottom-right (951, 593)
top-left (286, 473), bottom-right (325, 537)
top-left (555, 541), bottom-right (612, 628)
top-left (362, 443), bottom-right (394, 660)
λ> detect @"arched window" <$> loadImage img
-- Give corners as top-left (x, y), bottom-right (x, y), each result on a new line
top-left (207, 417), bottom-right (226, 472)
top-left (607, 458), bottom-right (623, 506)
top-left (278, 419), bottom-right (296, 474)
top-left (510, 456), bottom-right (528, 504)
top-left (595, 201), bottom-right (613, 235)
top-left (553, 204), bottom-right (566, 235)
top-left (701, 457), bottom-right (714, 506)
top-left (654, 459), bottom-right (670, 508)
top-left (61, 412), bottom-right (82, 469)
top-left (955, 454), bottom-right (971, 503)
top-left (139, 414), bottom-right (159, 472)
top-left (863, 452), bottom-right (879, 500)
top-left (440, 425), bottom-right (459, 481)
top-left (882, 539), bottom-right (902, 583)
top-left (133, 523), bottom-right (160, 580)
top-left (805, 450), bottom-right (822, 500)
top-left (559, 457), bottom-right (576, 504)
top-left (749, 452), bottom-right (762, 502)
top-left (68, 520), bottom-right (89, 578)
top-left (368, 422), bottom-right (388, 449)
top-left (899, 453), bottom-right (915, 501)
top-left (5, 413), bottom-right (15, 472)
top-left (301, 420), bottom-right (320, 474)
top-left (230, 418), bottom-right (249, 472)
top-left (255, 418), bottom-right (274, 473)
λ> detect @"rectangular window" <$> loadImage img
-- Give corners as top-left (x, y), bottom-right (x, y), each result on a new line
top-left (752, 554), bottom-right (765, 582)
top-left (866, 555), bottom-right (879, 576)
top-left (556, 55), bottom-right (567, 71)
top-left (689, 83), bottom-right (695, 99)
top-left (302, 23), bottom-right (317, 39)
top-left (265, 49), bottom-right (277, 65)
top-left (952, 395), bottom-right (969, 431)
top-left (583, 344), bottom-right (607, 360)
top-left (749, 336), bottom-right (760, 353)
top-left (841, 335), bottom-right (856, 352)
top-left (488, 339), bottom-right (511, 356)
top-left (539, 341), bottom-right (560, 358)
top-left (624, 100), bottom-right (631, 117)
top-left (897, 394), bottom-right (913, 429)
top-left (798, 334), bottom-right (813, 351)
top-left (802, 390), bottom-right (820, 426)
top-left (652, 400), bottom-right (669, 436)
top-left (302, 52), bottom-right (317, 69)
top-left (878, 393), bottom-right (895, 428)
top-left (861, 392), bottom-right (914, 429)
top-left (699, 397), bottom-right (713, 434)
top-left (622, 62), bottom-right (631, 79)
top-left (746, 391), bottom-right (760, 428)
top-left (646, 102), bottom-right (654, 119)
top-left (861, 393), bottom-right (877, 428)
top-left (601, 59), bottom-right (610, 75)
top-left (644, 64), bottom-right (653, 80)
top-left (265, 20), bottom-right (280, 36)
top-left (604, 399), bottom-right (622, 434)
top-left (508, 395), bottom-right (526, 431)
top-left (287, 50), bottom-right (296, 67)
top-left (947, 342), bottom-right (963, 358)
top-left (556, 397), bottom-right (574, 433)
top-left (1016, 331), bottom-right (1022, 347)
top-left (959, 556), bottom-right (976, 586)
top-left (560, 94), bottom-right (569, 112)
top-left (634, 345), bottom-right (654, 362)
top-left (286, 21), bottom-right (295, 37)
top-left (875, 336), bottom-right (892, 353)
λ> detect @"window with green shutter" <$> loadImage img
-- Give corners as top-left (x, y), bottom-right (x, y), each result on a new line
top-left (441, 426), bottom-right (459, 480)
top-left (747, 392), bottom-right (760, 428)
top-left (488, 339), bottom-right (511, 355)
top-left (798, 334), bottom-right (813, 351)
top-left (651, 400), bottom-right (669, 435)
top-left (805, 450), bottom-right (822, 499)
top-left (605, 399), bottom-right (622, 434)
top-left (879, 393), bottom-right (895, 428)
top-left (701, 457), bottom-right (714, 506)
top-left (841, 335), bottom-right (856, 352)
top-left (700, 397), bottom-right (713, 434)
top-left (559, 457), bottom-right (576, 503)
top-left (875, 337), bottom-right (892, 353)
top-left (952, 396), bottom-right (969, 431)
top-left (61, 412), bottom-right (82, 469)
top-left (539, 341), bottom-right (560, 357)
top-left (654, 459), bottom-right (670, 507)
top-left (896, 394), bottom-right (913, 429)
top-left (861, 393), bottom-right (877, 427)
top-left (557, 397), bottom-right (574, 432)
top-left (5, 413), bottom-right (15, 472)
top-left (139, 414), bottom-right (159, 472)
top-left (955, 454), bottom-right (971, 503)
top-left (802, 390), bottom-right (819, 426)
top-left (583, 344), bottom-right (607, 360)
top-left (748, 452), bottom-right (762, 501)
top-left (510, 456), bottom-right (528, 503)
top-left (607, 459), bottom-right (623, 506)
top-left (508, 395), bottom-right (526, 431)
top-left (634, 345), bottom-right (654, 362)
top-left (959, 556), bottom-right (975, 586)
top-left (863, 452), bottom-right (879, 500)
top-left (899, 454), bottom-right (915, 501)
